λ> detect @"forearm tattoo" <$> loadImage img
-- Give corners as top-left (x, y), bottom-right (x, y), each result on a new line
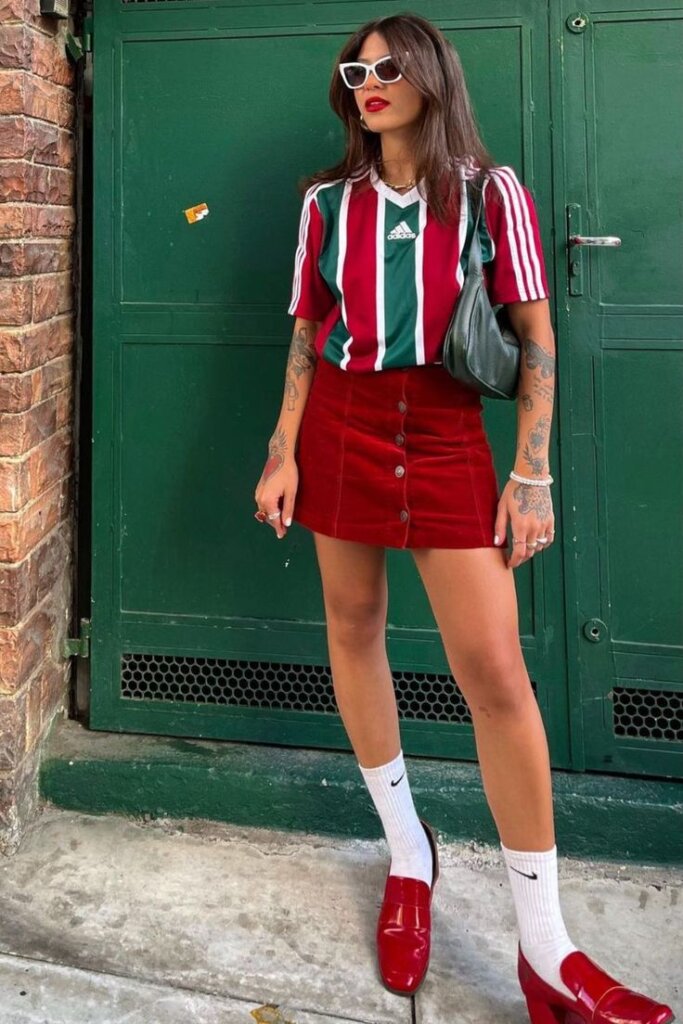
top-left (285, 323), bottom-right (317, 412)
top-left (261, 427), bottom-right (287, 483)
top-left (521, 413), bottom-right (551, 475)
top-left (516, 334), bottom-right (556, 478)
top-left (523, 337), bottom-right (555, 379)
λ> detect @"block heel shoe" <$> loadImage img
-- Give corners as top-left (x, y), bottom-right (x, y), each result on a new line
top-left (518, 943), bottom-right (675, 1024)
top-left (376, 817), bottom-right (440, 996)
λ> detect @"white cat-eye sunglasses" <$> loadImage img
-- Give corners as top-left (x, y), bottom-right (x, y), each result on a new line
top-left (338, 51), bottom-right (410, 90)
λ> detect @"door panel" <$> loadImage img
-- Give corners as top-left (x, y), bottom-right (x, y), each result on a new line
top-left (558, 1), bottom-right (683, 775)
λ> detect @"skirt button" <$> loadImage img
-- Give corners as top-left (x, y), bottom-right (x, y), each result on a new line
top-left (395, 465), bottom-right (405, 478)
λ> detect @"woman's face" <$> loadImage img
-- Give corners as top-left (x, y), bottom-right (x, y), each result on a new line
top-left (353, 31), bottom-right (424, 135)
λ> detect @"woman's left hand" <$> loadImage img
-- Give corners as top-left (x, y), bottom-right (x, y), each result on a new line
top-left (493, 479), bottom-right (555, 569)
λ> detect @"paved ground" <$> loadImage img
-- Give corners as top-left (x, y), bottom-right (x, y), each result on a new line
top-left (0, 807), bottom-right (680, 1023)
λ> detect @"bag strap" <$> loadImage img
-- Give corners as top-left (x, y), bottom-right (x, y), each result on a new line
top-left (464, 172), bottom-right (488, 276)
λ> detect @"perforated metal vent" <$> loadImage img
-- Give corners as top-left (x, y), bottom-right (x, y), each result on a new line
top-left (121, 652), bottom-right (538, 723)
top-left (613, 686), bottom-right (681, 742)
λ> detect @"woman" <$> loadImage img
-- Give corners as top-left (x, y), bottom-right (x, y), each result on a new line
top-left (254, 13), bottom-right (674, 1024)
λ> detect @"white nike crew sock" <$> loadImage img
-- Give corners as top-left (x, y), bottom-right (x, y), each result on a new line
top-left (359, 749), bottom-right (433, 887)
top-left (501, 842), bottom-right (579, 1001)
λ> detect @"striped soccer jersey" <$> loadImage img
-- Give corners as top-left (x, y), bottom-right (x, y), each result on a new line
top-left (287, 163), bottom-right (550, 374)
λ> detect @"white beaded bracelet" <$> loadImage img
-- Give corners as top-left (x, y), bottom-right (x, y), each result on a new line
top-left (509, 470), bottom-right (554, 486)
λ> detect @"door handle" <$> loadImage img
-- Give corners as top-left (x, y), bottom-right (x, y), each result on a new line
top-left (566, 204), bottom-right (623, 296)
top-left (569, 234), bottom-right (622, 247)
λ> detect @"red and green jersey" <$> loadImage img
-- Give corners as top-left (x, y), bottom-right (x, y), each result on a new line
top-left (287, 163), bottom-right (550, 373)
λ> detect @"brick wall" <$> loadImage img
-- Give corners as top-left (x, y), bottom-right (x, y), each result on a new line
top-left (0, 0), bottom-right (76, 855)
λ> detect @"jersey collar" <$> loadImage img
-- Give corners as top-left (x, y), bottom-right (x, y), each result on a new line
top-left (368, 165), bottom-right (424, 208)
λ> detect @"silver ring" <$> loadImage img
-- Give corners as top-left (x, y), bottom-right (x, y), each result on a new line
top-left (267, 510), bottom-right (282, 520)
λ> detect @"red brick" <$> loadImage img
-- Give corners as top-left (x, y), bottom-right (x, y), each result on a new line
top-left (0, 392), bottom-right (58, 456)
top-left (40, 658), bottom-right (68, 733)
top-left (27, 117), bottom-right (60, 164)
top-left (29, 204), bottom-right (74, 238)
top-left (0, 604), bottom-right (52, 694)
top-left (0, 685), bottom-right (27, 770)
top-left (0, 0), bottom-right (61, 32)
top-left (56, 86), bottom-right (74, 130)
top-left (0, 353), bottom-right (71, 413)
top-left (56, 126), bottom-right (73, 168)
top-left (0, 203), bottom-right (28, 238)
top-left (2, 0), bottom-right (60, 33)
top-left (0, 521), bottom-right (68, 626)
top-left (0, 278), bottom-right (32, 325)
top-left (31, 29), bottom-right (74, 88)
top-left (24, 73), bottom-right (57, 122)
top-left (32, 269), bottom-right (72, 321)
top-left (0, 70), bottom-right (24, 115)
top-left (0, 114), bottom-right (29, 158)
top-left (0, 26), bottom-right (29, 72)
top-left (0, 160), bottom-right (49, 202)
top-left (0, 314), bottom-right (72, 373)
top-left (0, 427), bottom-right (72, 509)
top-left (0, 238), bottom-right (70, 277)
top-left (24, 671), bottom-right (42, 752)
top-left (46, 165), bottom-right (73, 204)
top-left (0, 474), bottom-right (70, 563)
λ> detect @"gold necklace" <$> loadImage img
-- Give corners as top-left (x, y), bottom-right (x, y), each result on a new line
top-left (377, 164), bottom-right (416, 190)
top-left (381, 177), bottom-right (416, 190)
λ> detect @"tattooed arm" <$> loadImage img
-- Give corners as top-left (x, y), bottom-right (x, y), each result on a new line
top-left (254, 316), bottom-right (319, 537)
top-left (493, 298), bottom-right (557, 568)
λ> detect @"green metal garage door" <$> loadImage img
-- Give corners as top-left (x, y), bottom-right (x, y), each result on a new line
top-left (87, 0), bottom-right (682, 779)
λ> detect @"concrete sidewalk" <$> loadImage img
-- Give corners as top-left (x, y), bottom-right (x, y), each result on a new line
top-left (0, 807), bottom-right (680, 1024)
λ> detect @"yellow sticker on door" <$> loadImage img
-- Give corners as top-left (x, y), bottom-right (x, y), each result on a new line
top-left (184, 203), bottom-right (209, 224)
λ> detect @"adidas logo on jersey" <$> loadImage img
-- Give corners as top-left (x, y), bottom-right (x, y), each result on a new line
top-left (387, 220), bottom-right (416, 240)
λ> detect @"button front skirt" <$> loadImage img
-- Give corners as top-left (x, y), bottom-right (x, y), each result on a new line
top-left (292, 356), bottom-right (501, 549)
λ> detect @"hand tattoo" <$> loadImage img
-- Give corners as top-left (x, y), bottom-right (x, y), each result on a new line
top-left (261, 427), bottom-right (287, 483)
top-left (513, 482), bottom-right (552, 519)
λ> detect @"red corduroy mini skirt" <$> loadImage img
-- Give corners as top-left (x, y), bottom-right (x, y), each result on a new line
top-left (292, 356), bottom-right (501, 549)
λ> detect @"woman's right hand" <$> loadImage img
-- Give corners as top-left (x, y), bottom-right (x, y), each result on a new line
top-left (254, 455), bottom-right (299, 539)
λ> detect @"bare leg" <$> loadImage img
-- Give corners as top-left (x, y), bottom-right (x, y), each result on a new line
top-left (411, 545), bottom-right (554, 850)
top-left (312, 532), bottom-right (399, 767)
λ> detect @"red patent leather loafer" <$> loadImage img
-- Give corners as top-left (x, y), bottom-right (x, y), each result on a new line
top-left (518, 943), bottom-right (675, 1023)
top-left (376, 818), bottom-right (440, 996)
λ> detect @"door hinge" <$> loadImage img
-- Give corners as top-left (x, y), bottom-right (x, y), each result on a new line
top-left (63, 617), bottom-right (91, 659)
top-left (65, 16), bottom-right (92, 62)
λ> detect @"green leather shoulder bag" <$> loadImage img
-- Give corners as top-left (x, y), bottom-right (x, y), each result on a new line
top-left (441, 175), bottom-right (520, 400)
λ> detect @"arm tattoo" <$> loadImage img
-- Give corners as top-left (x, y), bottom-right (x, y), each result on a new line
top-left (532, 379), bottom-right (554, 402)
top-left (289, 324), bottom-right (317, 378)
top-left (523, 337), bottom-right (555, 379)
top-left (285, 323), bottom-right (317, 412)
top-left (520, 413), bottom-right (551, 476)
top-left (262, 427), bottom-right (287, 483)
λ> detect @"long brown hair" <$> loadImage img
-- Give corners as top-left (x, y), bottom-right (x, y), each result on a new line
top-left (299, 12), bottom-right (498, 226)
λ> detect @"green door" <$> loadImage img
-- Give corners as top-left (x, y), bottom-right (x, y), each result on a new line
top-left (556, 0), bottom-right (683, 776)
top-left (88, 0), bottom-right (681, 779)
